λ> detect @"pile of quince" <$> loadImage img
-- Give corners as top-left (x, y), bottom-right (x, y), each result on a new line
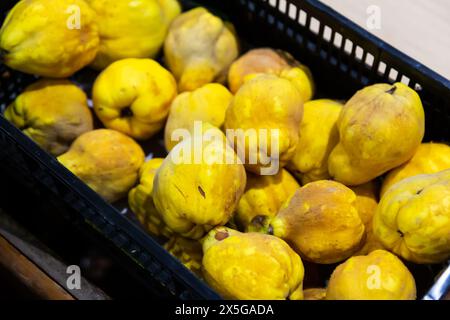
top-left (1, 0), bottom-right (449, 300)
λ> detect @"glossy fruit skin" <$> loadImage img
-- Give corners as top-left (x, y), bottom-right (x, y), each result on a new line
top-left (373, 169), bottom-right (450, 264)
top-left (202, 227), bottom-right (305, 300)
top-left (326, 250), bottom-right (416, 300)
top-left (87, 0), bottom-right (181, 69)
top-left (0, 0), bottom-right (99, 77)
top-left (164, 83), bottom-right (232, 152)
top-left (227, 48), bottom-right (314, 101)
top-left (164, 7), bottom-right (239, 92)
top-left (328, 82), bottom-right (425, 186)
top-left (269, 180), bottom-right (365, 264)
top-left (128, 158), bottom-right (174, 238)
top-left (153, 126), bottom-right (246, 239)
top-left (4, 79), bottom-right (93, 156)
top-left (236, 169), bottom-right (300, 231)
top-left (381, 142), bottom-right (450, 196)
top-left (58, 129), bottom-right (145, 203)
top-left (93, 58), bottom-right (177, 140)
top-left (288, 99), bottom-right (343, 184)
top-left (224, 74), bottom-right (304, 175)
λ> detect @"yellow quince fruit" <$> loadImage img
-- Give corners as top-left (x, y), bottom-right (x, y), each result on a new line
top-left (258, 180), bottom-right (365, 264)
top-left (202, 227), bottom-right (305, 300)
top-left (164, 83), bottom-right (233, 152)
top-left (328, 83), bottom-right (425, 185)
top-left (164, 236), bottom-right (203, 277)
top-left (287, 99), bottom-right (343, 184)
top-left (381, 142), bottom-right (450, 196)
top-left (224, 73), bottom-right (304, 175)
top-left (0, 0), bottom-right (99, 77)
top-left (326, 250), bottom-right (416, 300)
top-left (128, 158), bottom-right (174, 238)
top-left (303, 288), bottom-right (326, 300)
top-left (4, 79), bottom-right (93, 156)
top-left (236, 169), bottom-right (300, 231)
top-left (164, 7), bottom-right (239, 92)
top-left (93, 58), bottom-right (177, 140)
top-left (228, 48), bottom-right (314, 101)
top-left (153, 125), bottom-right (246, 239)
top-left (87, 0), bottom-right (181, 69)
top-left (373, 169), bottom-right (450, 263)
top-left (58, 129), bottom-right (145, 202)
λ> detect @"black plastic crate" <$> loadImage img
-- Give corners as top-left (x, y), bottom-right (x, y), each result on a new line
top-left (0, 0), bottom-right (449, 299)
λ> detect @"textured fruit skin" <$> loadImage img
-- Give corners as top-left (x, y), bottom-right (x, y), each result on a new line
top-left (326, 250), bottom-right (416, 300)
top-left (288, 99), bottom-right (343, 184)
top-left (4, 79), bottom-right (93, 156)
top-left (227, 48), bottom-right (314, 101)
top-left (164, 7), bottom-right (239, 92)
top-left (236, 169), bottom-right (299, 231)
top-left (373, 169), bottom-right (450, 263)
top-left (0, 0), bottom-right (99, 77)
top-left (153, 127), bottom-right (246, 239)
top-left (303, 288), bottom-right (326, 300)
top-left (164, 83), bottom-right (232, 152)
top-left (381, 142), bottom-right (450, 196)
top-left (87, 0), bottom-right (181, 70)
top-left (351, 181), bottom-right (385, 255)
top-left (202, 227), bottom-right (304, 300)
top-left (164, 236), bottom-right (203, 277)
top-left (328, 82), bottom-right (425, 186)
top-left (224, 74), bottom-right (304, 174)
top-left (58, 129), bottom-right (145, 203)
top-left (128, 158), bottom-right (174, 238)
top-left (93, 58), bottom-right (177, 140)
top-left (270, 180), bottom-right (365, 264)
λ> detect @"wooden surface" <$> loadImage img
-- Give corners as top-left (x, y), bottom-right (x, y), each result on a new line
top-left (0, 235), bottom-right (74, 300)
top-left (319, 0), bottom-right (450, 80)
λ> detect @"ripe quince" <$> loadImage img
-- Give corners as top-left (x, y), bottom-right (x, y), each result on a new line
top-left (0, 0), bottom-right (99, 77)
top-left (153, 125), bottom-right (246, 239)
top-left (202, 227), bottom-right (304, 300)
top-left (373, 169), bottom-right (450, 263)
top-left (381, 142), bottom-right (450, 196)
top-left (224, 73), bottom-right (304, 175)
top-left (287, 99), bottom-right (343, 184)
top-left (328, 83), bottom-right (425, 185)
top-left (58, 129), bottom-right (145, 202)
top-left (93, 58), bottom-right (177, 140)
top-left (4, 79), bottom-right (93, 156)
top-left (237, 169), bottom-right (299, 231)
top-left (87, 0), bottom-right (181, 69)
top-left (326, 250), bottom-right (416, 300)
top-left (164, 7), bottom-right (239, 92)
top-left (164, 83), bottom-right (232, 152)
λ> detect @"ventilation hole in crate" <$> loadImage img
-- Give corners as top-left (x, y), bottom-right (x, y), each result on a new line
top-left (388, 68), bottom-right (398, 82)
top-left (248, 1), bottom-right (256, 12)
top-left (365, 53), bottom-right (374, 67)
top-left (286, 27), bottom-right (294, 38)
top-left (309, 17), bottom-right (320, 34)
top-left (267, 14), bottom-right (275, 24)
top-left (330, 55), bottom-right (338, 66)
top-left (378, 61), bottom-right (387, 75)
top-left (400, 75), bottom-right (410, 85)
top-left (323, 25), bottom-right (332, 42)
top-left (307, 41), bottom-right (316, 52)
top-left (295, 33), bottom-right (304, 45)
top-left (268, 0), bottom-right (276, 6)
top-left (298, 10), bottom-right (307, 26)
top-left (319, 49), bottom-right (327, 60)
top-left (344, 39), bottom-right (353, 54)
top-left (277, 21), bottom-right (285, 31)
top-left (414, 83), bottom-right (423, 91)
top-left (278, 0), bottom-right (287, 13)
top-left (288, 3), bottom-right (297, 19)
top-left (333, 32), bottom-right (343, 48)
top-left (355, 46), bottom-right (364, 61)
